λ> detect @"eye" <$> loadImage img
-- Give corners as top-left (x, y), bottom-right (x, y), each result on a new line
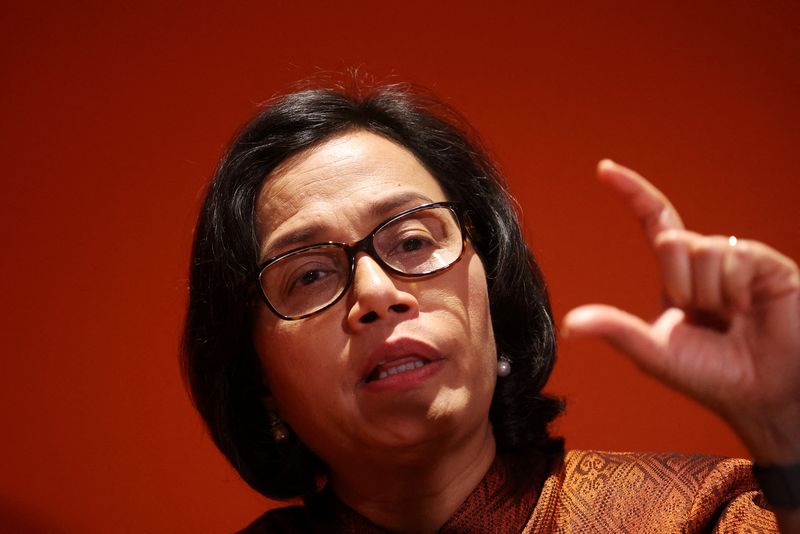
top-left (401, 237), bottom-right (427, 252)
top-left (290, 267), bottom-right (334, 292)
top-left (299, 270), bottom-right (322, 286)
top-left (274, 253), bottom-right (343, 297)
top-left (373, 208), bottom-right (458, 269)
top-left (388, 231), bottom-right (435, 256)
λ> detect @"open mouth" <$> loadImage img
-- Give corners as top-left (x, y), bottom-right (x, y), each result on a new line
top-left (364, 357), bottom-right (430, 383)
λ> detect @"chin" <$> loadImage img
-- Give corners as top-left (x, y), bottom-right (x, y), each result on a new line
top-left (364, 388), bottom-right (488, 452)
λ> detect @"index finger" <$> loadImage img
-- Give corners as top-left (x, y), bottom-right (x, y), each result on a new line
top-left (597, 159), bottom-right (685, 242)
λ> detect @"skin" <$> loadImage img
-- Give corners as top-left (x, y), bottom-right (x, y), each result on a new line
top-left (251, 133), bottom-right (800, 531)
top-left (252, 131), bottom-right (498, 532)
top-left (564, 160), bottom-right (800, 532)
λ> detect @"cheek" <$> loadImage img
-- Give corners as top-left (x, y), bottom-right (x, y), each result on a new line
top-left (466, 254), bottom-right (496, 355)
top-left (251, 311), bottom-right (342, 412)
top-left (466, 259), bottom-right (499, 431)
top-left (432, 252), bottom-right (497, 392)
top-left (251, 312), bottom-right (358, 460)
top-left (428, 253), bottom-right (496, 420)
top-left (423, 251), bottom-right (496, 365)
top-left (251, 309), bottom-right (290, 388)
top-left (465, 254), bottom-right (498, 409)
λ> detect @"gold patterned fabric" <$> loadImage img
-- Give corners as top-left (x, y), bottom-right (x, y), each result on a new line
top-left (242, 450), bottom-right (778, 533)
top-left (526, 451), bottom-right (777, 533)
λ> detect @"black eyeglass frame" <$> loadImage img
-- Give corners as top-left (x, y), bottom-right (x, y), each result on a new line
top-left (255, 201), bottom-right (468, 321)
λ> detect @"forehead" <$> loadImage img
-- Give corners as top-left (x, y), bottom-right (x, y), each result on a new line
top-left (255, 131), bottom-right (448, 252)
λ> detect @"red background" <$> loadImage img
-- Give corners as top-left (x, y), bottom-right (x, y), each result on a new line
top-left (2, 2), bottom-right (798, 532)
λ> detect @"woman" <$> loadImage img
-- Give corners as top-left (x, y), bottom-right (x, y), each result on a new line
top-left (183, 82), bottom-right (799, 532)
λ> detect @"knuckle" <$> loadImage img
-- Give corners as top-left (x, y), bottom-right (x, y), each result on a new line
top-left (788, 260), bottom-right (800, 291)
top-left (691, 239), bottom-right (720, 260)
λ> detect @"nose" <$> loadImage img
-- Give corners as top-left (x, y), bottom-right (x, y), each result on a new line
top-left (346, 253), bottom-right (419, 330)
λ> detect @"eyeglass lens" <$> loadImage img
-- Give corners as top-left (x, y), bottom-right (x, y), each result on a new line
top-left (260, 205), bottom-right (462, 318)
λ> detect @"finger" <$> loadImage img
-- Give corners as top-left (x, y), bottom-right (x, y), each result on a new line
top-left (749, 240), bottom-right (800, 302)
top-left (563, 304), bottom-right (666, 376)
top-left (722, 238), bottom-right (799, 306)
top-left (596, 159), bottom-right (685, 243)
top-left (654, 229), bottom-right (694, 307)
top-left (690, 236), bottom-right (727, 312)
top-left (721, 238), bottom-right (755, 312)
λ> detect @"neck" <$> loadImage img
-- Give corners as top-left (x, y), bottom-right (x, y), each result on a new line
top-left (328, 423), bottom-right (496, 534)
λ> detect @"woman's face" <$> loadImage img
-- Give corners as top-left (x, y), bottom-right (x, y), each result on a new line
top-left (252, 131), bottom-right (497, 471)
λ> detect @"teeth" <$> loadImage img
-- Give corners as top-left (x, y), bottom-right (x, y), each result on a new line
top-left (378, 360), bottom-right (425, 380)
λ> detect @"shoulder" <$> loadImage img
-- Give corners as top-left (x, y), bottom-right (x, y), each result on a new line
top-left (562, 449), bottom-right (752, 490)
top-left (526, 450), bottom-right (776, 533)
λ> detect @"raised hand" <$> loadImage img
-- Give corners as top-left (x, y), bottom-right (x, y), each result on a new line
top-left (563, 160), bottom-right (800, 464)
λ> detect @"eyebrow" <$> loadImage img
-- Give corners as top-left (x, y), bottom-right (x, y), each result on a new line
top-left (260, 191), bottom-right (436, 261)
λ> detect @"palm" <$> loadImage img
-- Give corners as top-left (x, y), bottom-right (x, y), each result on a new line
top-left (650, 295), bottom-right (799, 410)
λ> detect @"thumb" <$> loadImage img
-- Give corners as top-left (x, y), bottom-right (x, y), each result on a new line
top-left (563, 304), bottom-right (665, 374)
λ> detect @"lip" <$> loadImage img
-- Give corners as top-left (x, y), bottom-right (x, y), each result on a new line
top-left (359, 337), bottom-right (445, 390)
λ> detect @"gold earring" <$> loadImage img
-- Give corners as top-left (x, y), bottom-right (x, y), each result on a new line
top-left (267, 411), bottom-right (289, 442)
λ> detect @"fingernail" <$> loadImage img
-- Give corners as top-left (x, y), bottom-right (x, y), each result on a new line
top-left (598, 159), bottom-right (615, 171)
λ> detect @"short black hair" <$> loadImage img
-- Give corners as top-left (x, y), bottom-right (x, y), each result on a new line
top-left (182, 80), bottom-right (564, 500)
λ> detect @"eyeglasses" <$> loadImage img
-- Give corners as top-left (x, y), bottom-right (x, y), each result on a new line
top-left (256, 202), bottom-right (467, 320)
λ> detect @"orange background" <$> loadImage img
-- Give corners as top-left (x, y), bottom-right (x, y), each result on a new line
top-left (2, 2), bottom-right (798, 532)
